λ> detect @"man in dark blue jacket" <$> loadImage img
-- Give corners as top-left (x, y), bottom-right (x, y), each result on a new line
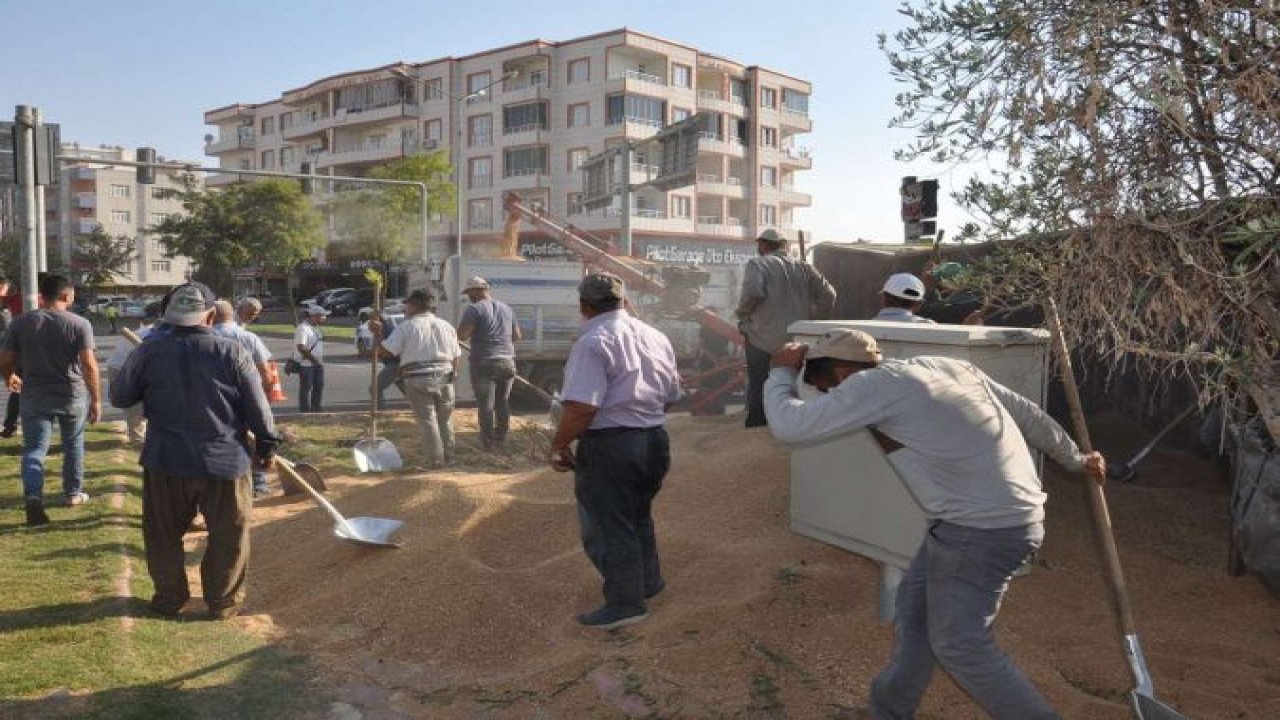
top-left (110, 282), bottom-right (280, 620)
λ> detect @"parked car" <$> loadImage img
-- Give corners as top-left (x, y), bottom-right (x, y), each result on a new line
top-left (298, 287), bottom-right (353, 308)
top-left (326, 288), bottom-right (375, 316)
top-left (118, 300), bottom-right (146, 318)
top-left (355, 312), bottom-right (405, 357)
top-left (357, 296), bottom-right (406, 317)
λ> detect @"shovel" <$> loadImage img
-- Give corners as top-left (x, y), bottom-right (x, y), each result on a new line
top-left (353, 289), bottom-right (403, 473)
top-left (1046, 299), bottom-right (1190, 720)
top-left (458, 340), bottom-right (556, 406)
top-left (1108, 404), bottom-right (1197, 483)
top-left (276, 456), bottom-right (403, 548)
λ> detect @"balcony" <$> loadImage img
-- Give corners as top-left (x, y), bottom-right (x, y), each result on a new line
top-left (696, 89), bottom-right (748, 117)
top-left (75, 194), bottom-right (96, 209)
top-left (496, 169), bottom-right (548, 191)
top-left (76, 219), bottom-right (97, 234)
top-left (695, 174), bottom-right (745, 198)
top-left (607, 68), bottom-right (668, 90)
top-left (282, 115), bottom-right (329, 140)
top-left (697, 132), bottom-right (746, 158)
top-left (780, 146), bottom-right (813, 169)
top-left (205, 132), bottom-right (254, 155)
top-left (695, 216), bottom-right (749, 239)
top-left (73, 167), bottom-right (96, 180)
top-left (502, 76), bottom-right (550, 104)
top-left (330, 102), bottom-right (416, 129)
top-left (781, 106), bottom-right (813, 131)
top-left (779, 183), bottom-right (813, 207)
top-left (205, 172), bottom-right (244, 187)
top-left (502, 123), bottom-right (548, 141)
top-left (629, 162), bottom-right (660, 185)
top-left (317, 137), bottom-right (419, 168)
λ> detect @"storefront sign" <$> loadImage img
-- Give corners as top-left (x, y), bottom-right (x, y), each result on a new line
top-left (519, 242), bottom-right (578, 261)
top-left (639, 242), bottom-right (754, 266)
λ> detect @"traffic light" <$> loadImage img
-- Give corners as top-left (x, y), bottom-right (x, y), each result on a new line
top-left (920, 179), bottom-right (939, 219)
top-left (136, 147), bottom-right (157, 184)
top-left (300, 162), bottom-right (314, 195)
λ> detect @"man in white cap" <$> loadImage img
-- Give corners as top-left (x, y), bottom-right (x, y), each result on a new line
top-left (293, 305), bottom-right (328, 413)
top-left (874, 273), bottom-right (935, 324)
top-left (763, 329), bottom-right (1105, 720)
top-left (213, 300), bottom-right (274, 498)
top-left (734, 228), bottom-right (836, 428)
top-left (457, 275), bottom-right (522, 448)
top-left (110, 281), bottom-right (279, 620)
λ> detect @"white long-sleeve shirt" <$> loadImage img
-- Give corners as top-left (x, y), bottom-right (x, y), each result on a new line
top-left (764, 356), bottom-right (1085, 528)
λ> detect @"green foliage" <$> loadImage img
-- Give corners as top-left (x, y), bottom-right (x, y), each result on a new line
top-left (325, 151), bottom-right (455, 266)
top-left (74, 225), bottom-right (136, 292)
top-left (150, 176), bottom-right (324, 296)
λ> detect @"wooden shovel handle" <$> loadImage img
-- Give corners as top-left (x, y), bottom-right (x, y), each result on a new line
top-left (1045, 298), bottom-right (1139, 638)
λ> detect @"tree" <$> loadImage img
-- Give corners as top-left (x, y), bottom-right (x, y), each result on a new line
top-left (74, 224), bottom-right (136, 295)
top-left (883, 1), bottom-right (1280, 414)
top-left (326, 151), bottom-right (456, 266)
top-left (150, 176), bottom-right (324, 297)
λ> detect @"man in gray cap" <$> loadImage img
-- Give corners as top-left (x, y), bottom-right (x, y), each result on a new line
top-left (550, 273), bottom-right (682, 629)
top-left (110, 282), bottom-right (280, 620)
top-left (735, 228), bottom-right (836, 428)
top-left (293, 305), bottom-right (328, 413)
top-left (457, 275), bottom-right (522, 448)
top-left (213, 300), bottom-right (274, 498)
top-left (763, 329), bottom-right (1105, 719)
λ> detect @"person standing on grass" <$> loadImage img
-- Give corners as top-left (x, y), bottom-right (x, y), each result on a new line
top-left (110, 282), bottom-right (280, 620)
top-left (549, 273), bottom-right (682, 630)
top-left (370, 289), bottom-right (461, 468)
top-left (105, 303), bottom-right (161, 446)
top-left (213, 300), bottom-right (275, 499)
top-left (457, 275), bottom-right (522, 448)
top-left (0, 275), bottom-right (18, 440)
top-left (293, 305), bottom-right (327, 413)
top-left (0, 274), bottom-right (101, 526)
top-left (762, 329), bottom-right (1106, 719)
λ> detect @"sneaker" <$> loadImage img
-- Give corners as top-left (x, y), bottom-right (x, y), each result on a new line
top-left (0, 426), bottom-right (15, 439)
top-left (644, 579), bottom-right (666, 600)
top-left (576, 605), bottom-right (648, 630)
top-left (65, 492), bottom-right (90, 507)
top-left (25, 498), bottom-right (49, 527)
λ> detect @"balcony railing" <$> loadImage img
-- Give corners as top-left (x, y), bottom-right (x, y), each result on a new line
top-left (607, 115), bottom-right (664, 128)
top-left (697, 215), bottom-right (722, 225)
top-left (697, 89), bottom-right (722, 100)
top-left (783, 105), bottom-right (810, 118)
top-left (606, 207), bottom-right (668, 219)
top-left (504, 76), bottom-right (550, 92)
top-left (503, 123), bottom-right (547, 136)
top-left (697, 173), bottom-right (719, 184)
top-left (504, 168), bottom-right (544, 178)
top-left (609, 69), bottom-right (667, 86)
top-left (75, 194), bottom-right (96, 208)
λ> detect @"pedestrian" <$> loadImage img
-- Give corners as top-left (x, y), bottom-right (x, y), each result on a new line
top-left (293, 305), bottom-right (327, 413)
top-left (457, 275), bottom-right (522, 448)
top-left (105, 302), bottom-right (120, 334)
top-left (762, 329), bottom-right (1106, 719)
top-left (549, 273), bottom-right (682, 629)
top-left (213, 300), bottom-right (274, 498)
top-left (109, 282), bottom-right (280, 620)
top-left (0, 274), bottom-right (101, 526)
top-left (373, 314), bottom-right (404, 406)
top-left (370, 289), bottom-right (460, 468)
top-left (0, 275), bottom-right (18, 440)
top-left (735, 229), bottom-right (836, 428)
top-left (873, 273), bottom-right (936, 324)
top-left (235, 297), bottom-right (263, 327)
top-left (105, 304), bottom-right (162, 446)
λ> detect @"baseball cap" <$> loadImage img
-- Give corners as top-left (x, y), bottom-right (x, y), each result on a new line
top-left (463, 276), bottom-right (490, 291)
top-left (578, 272), bottom-right (624, 303)
top-left (162, 282), bottom-right (217, 327)
top-left (882, 273), bottom-right (926, 301)
top-left (305, 304), bottom-right (330, 317)
top-left (807, 329), bottom-right (883, 364)
top-left (757, 228), bottom-right (786, 246)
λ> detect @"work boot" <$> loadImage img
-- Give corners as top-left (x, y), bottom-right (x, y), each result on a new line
top-left (576, 605), bottom-right (647, 630)
top-left (25, 498), bottom-right (50, 527)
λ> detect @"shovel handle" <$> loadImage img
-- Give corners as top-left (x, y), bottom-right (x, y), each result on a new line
top-left (458, 340), bottom-right (556, 406)
top-left (276, 457), bottom-right (359, 538)
top-left (1045, 299), bottom-right (1139, 640)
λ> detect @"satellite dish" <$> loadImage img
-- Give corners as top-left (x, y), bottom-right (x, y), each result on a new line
top-left (204, 134), bottom-right (214, 143)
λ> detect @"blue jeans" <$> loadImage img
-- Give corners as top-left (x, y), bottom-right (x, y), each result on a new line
top-left (870, 521), bottom-right (1057, 720)
top-left (21, 396), bottom-right (88, 501)
top-left (298, 364), bottom-right (325, 413)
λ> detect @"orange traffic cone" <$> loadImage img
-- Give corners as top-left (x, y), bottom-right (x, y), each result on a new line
top-left (265, 361), bottom-right (287, 403)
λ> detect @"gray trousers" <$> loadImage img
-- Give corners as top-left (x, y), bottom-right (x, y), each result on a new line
top-left (403, 376), bottom-right (454, 465)
top-left (870, 521), bottom-right (1059, 720)
top-left (470, 357), bottom-right (516, 445)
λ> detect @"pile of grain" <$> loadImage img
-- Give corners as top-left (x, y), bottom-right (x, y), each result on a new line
top-left (228, 411), bottom-right (1278, 719)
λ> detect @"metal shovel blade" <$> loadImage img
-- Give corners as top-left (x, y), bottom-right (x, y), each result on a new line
top-left (335, 516), bottom-right (406, 548)
top-left (1132, 692), bottom-right (1191, 720)
top-left (353, 437), bottom-right (403, 473)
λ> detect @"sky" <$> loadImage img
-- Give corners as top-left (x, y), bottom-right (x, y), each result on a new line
top-left (0, 0), bottom-right (982, 244)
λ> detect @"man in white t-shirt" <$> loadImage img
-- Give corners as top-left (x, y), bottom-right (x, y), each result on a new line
top-left (293, 306), bottom-right (327, 413)
top-left (371, 289), bottom-right (460, 467)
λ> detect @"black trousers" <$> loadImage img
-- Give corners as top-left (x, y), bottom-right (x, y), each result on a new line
top-left (574, 426), bottom-right (670, 612)
top-left (4, 392), bottom-right (18, 431)
top-left (744, 342), bottom-right (772, 428)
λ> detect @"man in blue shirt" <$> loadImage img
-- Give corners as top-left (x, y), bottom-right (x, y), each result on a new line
top-left (457, 276), bottom-right (522, 448)
top-left (110, 282), bottom-right (280, 620)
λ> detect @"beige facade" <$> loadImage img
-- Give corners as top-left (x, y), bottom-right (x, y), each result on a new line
top-left (204, 28), bottom-right (813, 264)
top-left (48, 144), bottom-right (197, 289)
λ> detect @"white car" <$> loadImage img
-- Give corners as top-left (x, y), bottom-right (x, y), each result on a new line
top-left (355, 313), bottom-right (405, 357)
top-left (357, 297), bottom-right (405, 317)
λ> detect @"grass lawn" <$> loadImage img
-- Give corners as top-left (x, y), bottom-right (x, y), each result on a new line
top-left (0, 424), bottom-right (322, 720)
top-left (248, 323), bottom-right (356, 341)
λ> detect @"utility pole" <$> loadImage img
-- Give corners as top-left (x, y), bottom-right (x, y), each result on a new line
top-left (32, 107), bottom-right (47, 272)
top-left (619, 143), bottom-right (633, 257)
top-left (14, 106), bottom-right (39, 311)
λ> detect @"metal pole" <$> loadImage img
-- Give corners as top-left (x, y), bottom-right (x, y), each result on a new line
top-left (32, 107), bottom-right (47, 272)
top-left (620, 143), bottom-right (633, 257)
top-left (419, 182), bottom-right (430, 267)
top-left (15, 106), bottom-right (40, 312)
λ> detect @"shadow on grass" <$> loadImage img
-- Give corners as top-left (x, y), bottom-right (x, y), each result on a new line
top-left (33, 542), bottom-right (145, 563)
top-left (0, 514), bottom-right (143, 536)
top-left (0, 645), bottom-right (323, 720)
top-left (0, 596), bottom-right (150, 633)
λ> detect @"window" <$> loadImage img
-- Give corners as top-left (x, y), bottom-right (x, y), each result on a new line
top-left (151, 260), bottom-right (172, 273)
top-left (567, 148), bottom-right (589, 172)
top-left (782, 89), bottom-right (810, 115)
top-left (730, 78), bottom-right (748, 105)
top-left (261, 150), bottom-right (275, 169)
top-left (424, 118), bottom-right (442, 145)
top-left (503, 146), bottom-right (547, 177)
top-left (468, 115), bottom-right (492, 147)
top-left (568, 192), bottom-right (584, 215)
top-left (761, 166), bottom-right (777, 187)
top-left (672, 64), bottom-right (692, 89)
top-left (503, 101), bottom-right (548, 134)
top-left (567, 58), bottom-right (590, 84)
top-left (110, 210), bottom-right (131, 224)
top-left (109, 184), bottom-right (130, 198)
top-left (759, 204), bottom-right (777, 226)
top-left (671, 195), bottom-right (692, 219)
top-left (280, 146), bottom-right (296, 169)
top-left (761, 126), bottom-right (778, 148)
top-left (150, 187), bottom-right (167, 199)
top-left (468, 157), bottom-right (492, 188)
top-left (423, 78), bottom-right (443, 100)
top-left (467, 71), bottom-right (492, 102)
top-left (605, 94), bottom-right (666, 126)
top-left (237, 158), bottom-right (252, 170)
top-left (261, 116), bottom-right (275, 135)
top-left (337, 78), bottom-right (404, 111)
top-left (280, 112), bottom-right (294, 131)
top-left (468, 199), bottom-right (493, 231)
top-left (672, 107), bottom-right (692, 122)
top-left (567, 103), bottom-right (590, 128)
top-left (150, 213), bottom-right (170, 225)
top-left (760, 87), bottom-right (777, 109)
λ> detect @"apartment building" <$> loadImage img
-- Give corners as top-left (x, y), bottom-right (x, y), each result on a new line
top-left (203, 28), bottom-right (813, 278)
top-left (46, 144), bottom-right (197, 291)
